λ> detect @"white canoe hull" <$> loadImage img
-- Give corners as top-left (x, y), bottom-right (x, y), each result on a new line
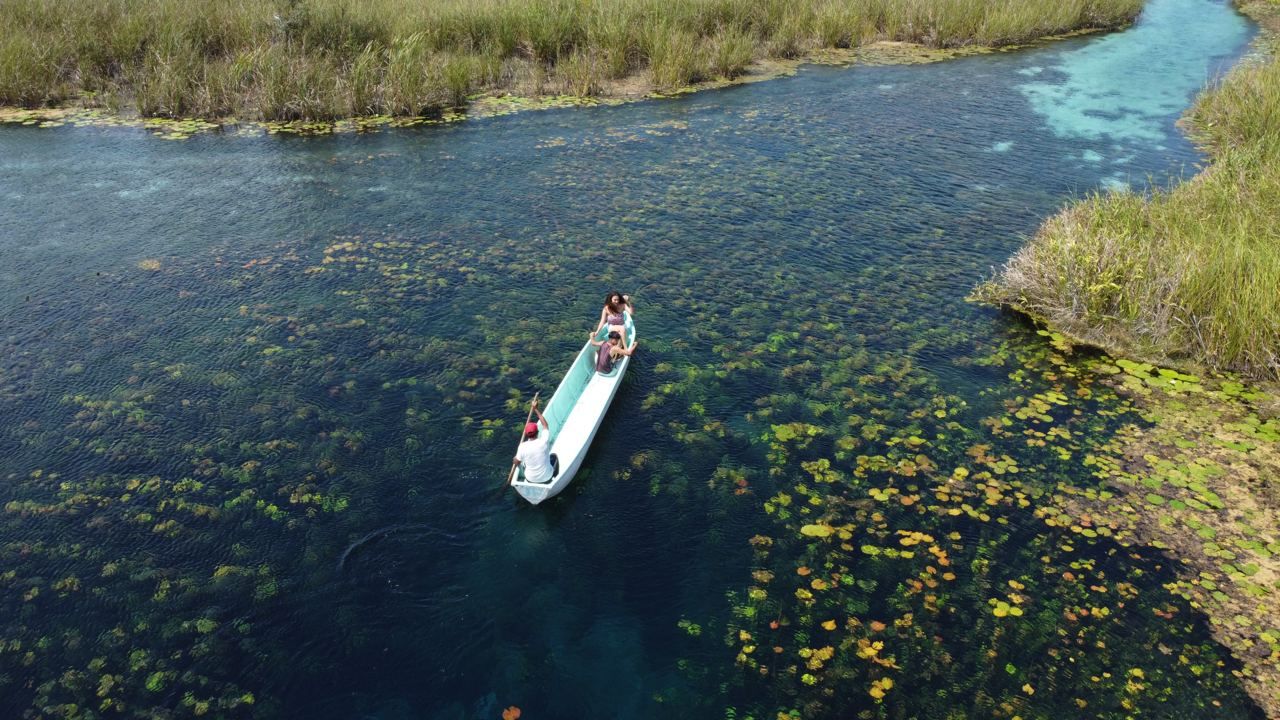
top-left (512, 313), bottom-right (634, 505)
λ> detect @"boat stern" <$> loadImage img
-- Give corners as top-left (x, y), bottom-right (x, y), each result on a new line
top-left (512, 481), bottom-right (553, 505)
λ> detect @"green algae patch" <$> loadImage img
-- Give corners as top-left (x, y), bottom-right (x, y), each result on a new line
top-left (0, 105), bottom-right (467, 138)
top-left (470, 94), bottom-right (628, 117)
top-left (0, 107), bottom-right (225, 139)
top-left (981, 328), bottom-right (1280, 717)
top-left (840, 41), bottom-right (997, 66)
top-left (1051, 372), bottom-right (1280, 717)
top-left (143, 117), bottom-right (220, 140)
top-left (644, 281), bottom-right (1263, 717)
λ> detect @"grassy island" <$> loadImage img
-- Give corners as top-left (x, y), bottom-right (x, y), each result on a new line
top-left (975, 1), bottom-right (1280, 381)
top-left (0, 0), bottom-right (1142, 121)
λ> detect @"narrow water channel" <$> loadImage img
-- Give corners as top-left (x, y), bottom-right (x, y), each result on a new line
top-left (0, 0), bottom-right (1258, 717)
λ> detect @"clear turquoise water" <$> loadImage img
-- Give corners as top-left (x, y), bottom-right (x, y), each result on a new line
top-left (0, 1), bottom-right (1260, 718)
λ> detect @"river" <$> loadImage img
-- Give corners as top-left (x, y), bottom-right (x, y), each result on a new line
top-left (0, 0), bottom-right (1259, 717)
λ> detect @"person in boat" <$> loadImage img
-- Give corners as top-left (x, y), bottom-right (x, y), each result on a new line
top-left (512, 398), bottom-right (556, 483)
top-left (592, 291), bottom-right (633, 340)
top-left (591, 330), bottom-right (639, 374)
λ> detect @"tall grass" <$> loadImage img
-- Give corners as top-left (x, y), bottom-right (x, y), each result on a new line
top-left (644, 25), bottom-right (705, 88)
top-left (975, 16), bottom-right (1280, 379)
top-left (0, 0), bottom-right (1143, 120)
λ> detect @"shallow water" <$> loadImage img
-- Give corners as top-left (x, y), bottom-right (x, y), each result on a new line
top-left (0, 0), bottom-right (1259, 718)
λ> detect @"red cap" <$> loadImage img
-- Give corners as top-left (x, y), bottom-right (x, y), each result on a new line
top-left (525, 422), bottom-right (539, 436)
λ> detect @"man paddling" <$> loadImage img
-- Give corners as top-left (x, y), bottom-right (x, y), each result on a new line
top-left (512, 398), bottom-right (556, 483)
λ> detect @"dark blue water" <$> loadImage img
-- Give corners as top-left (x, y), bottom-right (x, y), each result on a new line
top-left (0, 1), bottom-right (1260, 718)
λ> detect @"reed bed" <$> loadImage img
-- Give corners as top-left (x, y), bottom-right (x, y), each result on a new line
top-left (0, 0), bottom-right (1141, 120)
top-left (975, 38), bottom-right (1280, 379)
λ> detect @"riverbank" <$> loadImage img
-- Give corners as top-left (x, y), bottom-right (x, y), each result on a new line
top-left (0, 0), bottom-right (1142, 122)
top-left (974, 2), bottom-right (1280, 713)
top-left (974, 0), bottom-right (1280, 381)
top-left (0, 40), bottom-right (1041, 139)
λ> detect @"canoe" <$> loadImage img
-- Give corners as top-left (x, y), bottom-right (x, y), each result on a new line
top-left (511, 311), bottom-right (635, 505)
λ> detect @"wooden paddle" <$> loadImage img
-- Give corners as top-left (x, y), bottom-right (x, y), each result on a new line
top-left (506, 392), bottom-right (540, 487)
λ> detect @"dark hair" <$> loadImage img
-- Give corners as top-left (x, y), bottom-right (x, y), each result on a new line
top-left (606, 290), bottom-right (626, 312)
top-left (608, 330), bottom-right (622, 340)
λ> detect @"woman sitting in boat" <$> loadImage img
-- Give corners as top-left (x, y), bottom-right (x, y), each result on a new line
top-left (591, 330), bottom-right (639, 374)
top-left (591, 291), bottom-right (632, 340)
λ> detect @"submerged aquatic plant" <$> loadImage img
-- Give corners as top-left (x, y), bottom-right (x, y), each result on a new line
top-left (653, 313), bottom-right (1272, 717)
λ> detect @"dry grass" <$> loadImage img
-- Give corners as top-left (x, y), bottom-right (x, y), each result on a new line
top-left (0, 0), bottom-right (1142, 120)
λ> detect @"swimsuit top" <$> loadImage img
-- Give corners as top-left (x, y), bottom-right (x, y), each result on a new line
top-left (596, 342), bottom-right (615, 373)
top-left (606, 310), bottom-right (624, 325)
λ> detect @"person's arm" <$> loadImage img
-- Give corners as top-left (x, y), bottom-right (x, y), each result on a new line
top-left (618, 339), bottom-right (639, 357)
top-left (593, 307), bottom-right (607, 335)
top-left (589, 337), bottom-right (605, 347)
top-left (622, 295), bottom-right (634, 315)
top-left (532, 401), bottom-right (548, 430)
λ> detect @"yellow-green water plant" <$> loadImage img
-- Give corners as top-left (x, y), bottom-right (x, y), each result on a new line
top-left (975, 328), bottom-right (1280, 716)
top-left (659, 330), bottom-right (1267, 718)
top-left (548, 204), bottom-right (1270, 715)
top-left (1, 201), bottom-right (1268, 717)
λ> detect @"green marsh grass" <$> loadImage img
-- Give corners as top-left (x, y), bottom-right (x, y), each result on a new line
top-left (0, 0), bottom-right (1142, 120)
top-left (976, 31), bottom-right (1280, 379)
top-left (708, 28), bottom-right (756, 79)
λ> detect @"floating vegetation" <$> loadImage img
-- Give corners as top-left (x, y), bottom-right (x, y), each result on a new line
top-left (1045, 360), bottom-right (1280, 715)
top-left (0, 93), bottom-right (659, 139)
top-left (651, 308), bottom-right (1269, 717)
top-left (0, 105), bottom-right (458, 139)
top-left (16, 211), bottom-right (1268, 716)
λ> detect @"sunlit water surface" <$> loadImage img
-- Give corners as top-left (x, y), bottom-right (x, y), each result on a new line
top-left (0, 0), bottom-right (1259, 718)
